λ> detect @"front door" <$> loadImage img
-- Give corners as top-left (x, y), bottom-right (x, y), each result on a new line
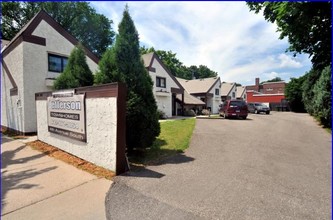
top-left (172, 94), bottom-right (176, 116)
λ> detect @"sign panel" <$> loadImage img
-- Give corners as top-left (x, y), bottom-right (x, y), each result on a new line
top-left (47, 91), bottom-right (86, 142)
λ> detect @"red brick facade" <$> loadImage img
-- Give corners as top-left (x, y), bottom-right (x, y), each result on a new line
top-left (245, 78), bottom-right (286, 94)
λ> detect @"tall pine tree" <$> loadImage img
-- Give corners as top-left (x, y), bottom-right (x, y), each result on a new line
top-left (113, 6), bottom-right (160, 152)
top-left (95, 6), bottom-right (160, 153)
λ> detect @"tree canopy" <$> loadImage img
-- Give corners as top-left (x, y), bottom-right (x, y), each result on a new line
top-left (1, 2), bottom-right (115, 58)
top-left (284, 76), bottom-right (306, 113)
top-left (141, 46), bottom-right (217, 80)
top-left (247, 2), bottom-right (331, 70)
top-left (260, 77), bottom-right (283, 84)
top-left (248, 2), bottom-right (331, 128)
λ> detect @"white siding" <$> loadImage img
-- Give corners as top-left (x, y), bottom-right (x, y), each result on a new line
top-left (208, 80), bottom-right (222, 114)
top-left (1, 19), bottom-right (99, 133)
top-left (1, 43), bottom-right (25, 131)
top-left (149, 58), bottom-right (181, 117)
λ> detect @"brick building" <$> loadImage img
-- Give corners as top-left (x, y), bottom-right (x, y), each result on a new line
top-left (246, 78), bottom-right (286, 94)
top-left (245, 78), bottom-right (288, 110)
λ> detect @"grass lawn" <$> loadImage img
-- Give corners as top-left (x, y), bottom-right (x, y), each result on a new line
top-left (129, 118), bottom-right (196, 165)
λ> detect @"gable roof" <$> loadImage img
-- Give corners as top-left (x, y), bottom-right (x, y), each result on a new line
top-left (176, 90), bottom-right (205, 105)
top-left (176, 77), bottom-right (221, 94)
top-left (1, 40), bottom-right (10, 52)
top-left (221, 82), bottom-right (235, 96)
top-left (142, 52), bottom-right (184, 93)
top-left (236, 86), bottom-right (246, 98)
top-left (2, 10), bottom-right (98, 64)
top-left (142, 52), bottom-right (154, 68)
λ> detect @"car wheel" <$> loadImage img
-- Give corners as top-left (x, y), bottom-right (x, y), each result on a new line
top-left (254, 109), bottom-right (258, 114)
top-left (242, 116), bottom-right (247, 120)
top-left (266, 111), bottom-right (270, 115)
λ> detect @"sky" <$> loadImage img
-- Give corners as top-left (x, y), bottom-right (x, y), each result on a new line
top-left (90, 1), bottom-right (312, 86)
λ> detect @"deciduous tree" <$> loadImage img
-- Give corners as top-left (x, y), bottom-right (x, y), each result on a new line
top-left (247, 2), bottom-right (331, 70)
top-left (284, 76), bottom-right (306, 113)
top-left (1, 2), bottom-right (114, 57)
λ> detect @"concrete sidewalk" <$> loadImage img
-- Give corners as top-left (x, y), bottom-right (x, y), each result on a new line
top-left (1, 135), bottom-right (111, 220)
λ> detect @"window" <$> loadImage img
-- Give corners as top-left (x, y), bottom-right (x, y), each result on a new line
top-left (48, 54), bottom-right (68, 72)
top-left (232, 92), bottom-right (235, 98)
top-left (215, 89), bottom-right (219, 95)
top-left (156, 77), bottom-right (166, 88)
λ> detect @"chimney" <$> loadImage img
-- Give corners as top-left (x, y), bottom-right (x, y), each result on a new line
top-left (255, 78), bottom-right (259, 86)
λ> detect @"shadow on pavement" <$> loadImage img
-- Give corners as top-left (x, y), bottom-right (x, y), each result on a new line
top-left (1, 134), bottom-right (13, 144)
top-left (1, 141), bottom-right (58, 214)
top-left (152, 153), bottom-right (195, 166)
top-left (125, 153), bottom-right (195, 179)
top-left (122, 167), bottom-right (165, 179)
top-left (1, 145), bottom-right (46, 169)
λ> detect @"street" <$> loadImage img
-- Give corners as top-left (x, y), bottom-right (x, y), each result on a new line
top-left (106, 112), bottom-right (331, 219)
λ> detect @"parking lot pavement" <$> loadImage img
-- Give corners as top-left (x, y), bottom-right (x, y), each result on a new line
top-left (106, 112), bottom-right (332, 220)
top-left (1, 137), bottom-right (112, 220)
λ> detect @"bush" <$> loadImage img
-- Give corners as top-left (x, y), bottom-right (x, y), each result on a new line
top-left (302, 68), bottom-right (321, 115)
top-left (312, 66), bottom-right (331, 128)
top-left (184, 109), bottom-right (196, 116)
top-left (201, 109), bottom-right (210, 115)
top-left (158, 110), bottom-right (168, 119)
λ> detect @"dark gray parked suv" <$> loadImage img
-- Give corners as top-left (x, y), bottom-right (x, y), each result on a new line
top-left (247, 102), bottom-right (270, 114)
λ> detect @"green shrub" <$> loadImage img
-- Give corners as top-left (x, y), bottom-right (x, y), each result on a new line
top-left (312, 66), bottom-right (331, 128)
top-left (302, 68), bottom-right (321, 115)
top-left (54, 44), bottom-right (93, 90)
top-left (184, 109), bottom-right (196, 116)
top-left (157, 110), bottom-right (168, 119)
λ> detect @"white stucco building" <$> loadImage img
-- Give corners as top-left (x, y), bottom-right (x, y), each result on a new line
top-left (1, 10), bottom-right (98, 134)
top-left (142, 52), bottom-right (184, 117)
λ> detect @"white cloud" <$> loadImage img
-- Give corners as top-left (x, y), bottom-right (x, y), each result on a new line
top-left (90, 1), bottom-right (312, 85)
top-left (278, 54), bottom-right (302, 68)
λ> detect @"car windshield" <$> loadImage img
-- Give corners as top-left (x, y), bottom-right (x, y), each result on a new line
top-left (230, 101), bottom-right (245, 107)
top-left (255, 103), bottom-right (263, 106)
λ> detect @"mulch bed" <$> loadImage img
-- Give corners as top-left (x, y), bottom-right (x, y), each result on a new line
top-left (27, 140), bottom-right (115, 180)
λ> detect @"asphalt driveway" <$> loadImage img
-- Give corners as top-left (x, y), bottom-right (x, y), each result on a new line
top-left (105, 112), bottom-right (331, 219)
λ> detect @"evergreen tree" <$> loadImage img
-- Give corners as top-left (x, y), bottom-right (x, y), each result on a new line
top-left (54, 44), bottom-right (94, 90)
top-left (94, 47), bottom-right (125, 84)
top-left (115, 6), bottom-right (160, 152)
